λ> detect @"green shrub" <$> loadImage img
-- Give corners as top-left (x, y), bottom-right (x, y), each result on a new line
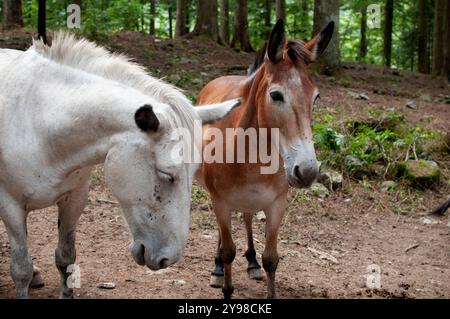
top-left (313, 111), bottom-right (441, 180)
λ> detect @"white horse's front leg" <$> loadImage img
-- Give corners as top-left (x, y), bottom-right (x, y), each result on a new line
top-left (0, 197), bottom-right (33, 299)
top-left (55, 175), bottom-right (90, 299)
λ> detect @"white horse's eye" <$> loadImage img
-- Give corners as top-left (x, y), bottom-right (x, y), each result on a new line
top-left (157, 170), bottom-right (175, 183)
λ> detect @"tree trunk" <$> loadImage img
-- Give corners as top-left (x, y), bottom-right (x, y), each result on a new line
top-left (276, 0), bottom-right (285, 22)
top-left (38, 0), bottom-right (47, 44)
top-left (185, 0), bottom-right (190, 33)
top-left (433, 0), bottom-right (445, 75)
top-left (176, 0), bottom-right (187, 37)
top-left (445, 0), bottom-right (450, 80)
top-left (383, 0), bottom-right (393, 68)
top-left (168, 0), bottom-right (173, 38)
top-left (219, 0), bottom-right (229, 45)
top-left (231, 0), bottom-right (253, 52)
top-left (194, 0), bottom-right (219, 42)
top-left (72, 0), bottom-right (82, 8)
top-left (359, 5), bottom-right (367, 62)
top-left (299, 0), bottom-right (309, 36)
top-left (3, 0), bottom-right (24, 29)
top-left (141, 1), bottom-right (145, 32)
top-left (418, 0), bottom-right (429, 73)
top-left (263, 0), bottom-right (271, 39)
top-left (313, 0), bottom-right (340, 75)
top-left (150, 0), bottom-right (156, 35)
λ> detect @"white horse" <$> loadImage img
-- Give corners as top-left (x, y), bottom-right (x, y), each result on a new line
top-left (0, 33), bottom-right (239, 299)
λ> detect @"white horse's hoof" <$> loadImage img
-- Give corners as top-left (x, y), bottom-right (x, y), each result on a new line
top-left (247, 268), bottom-right (264, 281)
top-left (210, 274), bottom-right (224, 288)
top-left (29, 266), bottom-right (44, 289)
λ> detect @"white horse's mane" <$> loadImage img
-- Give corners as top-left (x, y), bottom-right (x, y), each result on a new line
top-left (32, 32), bottom-right (197, 131)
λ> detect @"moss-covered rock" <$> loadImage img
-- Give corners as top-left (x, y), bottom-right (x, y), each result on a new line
top-left (347, 114), bottom-right (410, 138)
top-left (318, 170), bottom-right (343, 191)
top-left (310, 183), bottom-right (330, 198)
top-left (381, 180), bottom-right (397, 192)
top-left (344, 155), bottom-right (371, 179)
top-left (392, 160), bottom-right (440, 189)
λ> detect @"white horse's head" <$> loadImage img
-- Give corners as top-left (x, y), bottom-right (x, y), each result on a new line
top-left (104, 99), bottom-right (238, 270)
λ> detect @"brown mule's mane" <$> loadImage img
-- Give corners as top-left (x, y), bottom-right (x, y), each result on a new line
top-left (286, 40), bottom-right (313, 64)
top-left (247, 40), bottom-right (312, 77)
top-left (247, 42), bottom-right (268, 76)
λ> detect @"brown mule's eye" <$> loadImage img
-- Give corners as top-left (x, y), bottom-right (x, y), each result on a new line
top-left (270, 91), bottom-right (284, 102)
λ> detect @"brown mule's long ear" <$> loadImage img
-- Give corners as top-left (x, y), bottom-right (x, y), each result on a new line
top-left (267, 19), bottom-right (286, 63)
top-left (305, 21), bottom-right (335, 63)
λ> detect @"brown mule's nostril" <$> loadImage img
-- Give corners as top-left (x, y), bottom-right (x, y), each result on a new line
top-left (159, 258), bottom-right (169, 269)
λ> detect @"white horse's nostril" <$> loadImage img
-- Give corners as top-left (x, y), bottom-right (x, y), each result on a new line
top-left (159, 258), bottom-right (169, 269)
top-left (294, 165), bottom-right (303, 182)
top-left (130, 242), bottom-right (146, 266)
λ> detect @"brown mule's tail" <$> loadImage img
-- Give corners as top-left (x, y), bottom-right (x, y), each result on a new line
top-left (431, 196), bottom-right (450, 215)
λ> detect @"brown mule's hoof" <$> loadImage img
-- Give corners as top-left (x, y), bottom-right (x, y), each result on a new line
top-left (222, 286), bottom-right (234, 299)
top-left (29, 266), bottom-right (44, 289)
top-left (210, 274), bottom-right (224, 288)
top-left (247, 268), bottom-right (264, 281)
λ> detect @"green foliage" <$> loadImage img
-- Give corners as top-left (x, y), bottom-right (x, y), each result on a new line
top-left (313, 110), bottom-right (441, 179)
top-left (340, 0), bottom-right (429, 70)
top-left (313, 114), bottom-right (344, 152)
top-left (191, 185), bottom-right (208, 204)
top-left (246, 0), bottom-right (313, 50)
top-left (22, 0), bottom-right (176, 38)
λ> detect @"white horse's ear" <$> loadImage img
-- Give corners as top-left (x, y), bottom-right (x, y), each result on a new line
top-left (304, 21), bottom-right (334, 63)
top-left (195, 98), bottom-right (241, 124)
top-left (135, 105), bottom-right (160, 132)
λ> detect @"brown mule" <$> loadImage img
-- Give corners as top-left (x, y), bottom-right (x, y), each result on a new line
top-left (196, 19), bottom-right (334, 298)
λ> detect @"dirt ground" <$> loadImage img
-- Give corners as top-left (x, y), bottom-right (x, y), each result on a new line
top-left (0, 30), bottom-right (449, 299)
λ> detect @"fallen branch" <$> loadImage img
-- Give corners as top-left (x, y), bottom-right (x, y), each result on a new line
top-left (307, 247), bottom-right (339, 264)
top-left (404, 243), bottom-right (419, 253)
top-left (96, 199), bottom-right (119, 205)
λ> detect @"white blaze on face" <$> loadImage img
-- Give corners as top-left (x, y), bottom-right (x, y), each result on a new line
top-left (271, 70), bottom-right (319, 187)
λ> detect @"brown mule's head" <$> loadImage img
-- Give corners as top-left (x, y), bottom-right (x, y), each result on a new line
top-left (254, 19), bottom-right (334, 188)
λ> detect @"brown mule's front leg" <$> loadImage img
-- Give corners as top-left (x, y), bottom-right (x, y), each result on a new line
top-left (212, 202), bottom-right (236, 299)
top-left (210, 234), bottom-right (224, 288)
top-left (262, 196), bottom-right (287, 299)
